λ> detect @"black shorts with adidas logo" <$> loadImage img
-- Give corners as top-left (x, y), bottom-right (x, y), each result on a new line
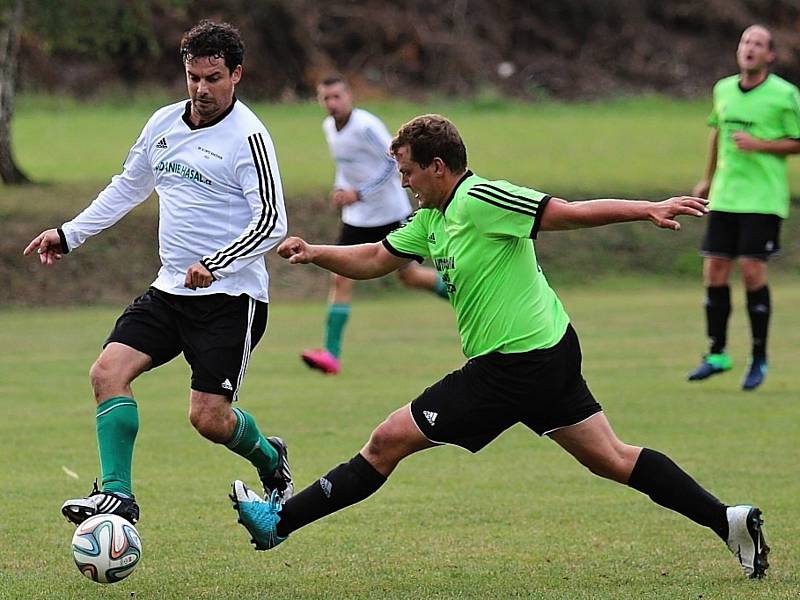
top-left (410, 324), bottom-right (601, 452)
top-left (105, 287), bottom-right (267, 400)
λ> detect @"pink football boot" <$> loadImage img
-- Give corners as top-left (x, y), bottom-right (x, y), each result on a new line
top-left (301, 349), bottom-right (341, 375)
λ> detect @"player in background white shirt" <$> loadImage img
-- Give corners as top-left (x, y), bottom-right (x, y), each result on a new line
top-left (301, 77), bottom-right (449, 375)
top-left (24, 21), bottom-right (293, 526)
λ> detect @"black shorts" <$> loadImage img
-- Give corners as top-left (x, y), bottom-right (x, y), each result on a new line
top-left (700, 211), bottom-right (782, 261)
top-left (105, 288), bottom-right (267, 400)
top-left (410, 324), bottom-right (602, 452)
top-left (337, 220), bottom-right (408, 246)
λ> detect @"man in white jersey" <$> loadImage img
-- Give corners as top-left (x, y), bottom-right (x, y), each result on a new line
top-left (300, 77), bottom-right (449, 376)
top-left (23, 20), bottom-right (293, 526)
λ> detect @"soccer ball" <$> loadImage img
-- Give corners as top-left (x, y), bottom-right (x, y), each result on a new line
top-left (71, 514), bottom-right (142, 584)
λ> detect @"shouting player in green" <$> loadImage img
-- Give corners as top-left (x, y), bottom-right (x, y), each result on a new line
top-left (231, 114), bottom-right (769, 579)
top-left (688, 24), bottom-right (800, 390)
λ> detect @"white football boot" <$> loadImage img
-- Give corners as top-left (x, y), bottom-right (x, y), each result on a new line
top-left (726, 505), bottom-right (769, 578)
top-left (61, 480), bottom-right (140, 526)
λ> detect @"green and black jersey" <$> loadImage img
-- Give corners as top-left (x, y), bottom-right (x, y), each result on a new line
top-left (383, 171), bottom-right (570, 359)
top-left (708, 73), bottom-right (800, 218)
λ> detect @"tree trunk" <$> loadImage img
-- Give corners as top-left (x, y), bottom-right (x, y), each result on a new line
top-left (0, 0), bottom-right (30, 185)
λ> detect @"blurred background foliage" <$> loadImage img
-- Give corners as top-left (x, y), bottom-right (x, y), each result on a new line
top-left (13, 0), bottom-right (800, 101)
top-left (4, 0), bottom-right (800, 304)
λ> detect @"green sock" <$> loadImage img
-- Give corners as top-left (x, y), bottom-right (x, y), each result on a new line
top-left (96, 396), bottom-right (139, 497)
top-left (324, 303), bottom-right (350, 358)
top-left (432, 276), bottom-right (449, 299)
top-left (225, 407), bottom-right (278, 474)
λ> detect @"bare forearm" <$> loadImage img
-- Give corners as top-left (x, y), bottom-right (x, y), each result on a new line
top-left (309, 244), bottom-right (398, 279)
top-left (541, 195), bottom-right (707, 232)
top-left (543, 198), bottom-right (653, 230)
top-left (750, 138), bottom-right (800, 156)
top-left (704, 130), bottom-right (718, 180)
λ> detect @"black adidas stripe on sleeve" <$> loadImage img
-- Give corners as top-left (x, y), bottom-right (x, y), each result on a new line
top-left (466, 190), bottom-right (538, 218)
top-left (381, 239), bottom-right (424, 263)
top-left (203, 133), bottom-right (279, 271)
top-left (472, 182), bottom-right (546, 207)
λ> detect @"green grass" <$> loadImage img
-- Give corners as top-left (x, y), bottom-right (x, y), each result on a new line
top-left (12, 94), bottom-right (800, 196)
top-left (1, 281), bottom-right (799, 599)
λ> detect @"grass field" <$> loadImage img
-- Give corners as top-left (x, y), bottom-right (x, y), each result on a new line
top-left (1, 281), bottom-right (799, 599)
top-left (4, 93), bottom-right (800, 597)
top-left (11, 94), bottom-right (800, 197)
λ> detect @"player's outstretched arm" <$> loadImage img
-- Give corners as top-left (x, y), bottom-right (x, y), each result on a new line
top-left (540, 196), bottom-right (709, 232)
top-left (277, 237), bottom-right (409, 280)
top-left (23, 228), bottom-right (65, 266)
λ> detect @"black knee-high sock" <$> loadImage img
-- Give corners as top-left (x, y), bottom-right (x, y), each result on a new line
top-left (746, 286), bottom-right (770, 360)
top-left (276, 453), bottom-right (387, 538)
top-left (627, 448), bottom-right (728, 540)
top-left (706, 285), bottom-right (731, 354)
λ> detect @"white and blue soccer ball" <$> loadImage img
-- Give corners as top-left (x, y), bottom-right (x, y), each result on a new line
top-left (71, 514), bottom-right (142, 584)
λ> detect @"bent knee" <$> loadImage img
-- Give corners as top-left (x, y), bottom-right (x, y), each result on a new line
top-left (89, 358), bottom-right (123, 397)
top-left (583, 458), bottom-right (624, 481)
top-left (580, 446), bottom-right (639, 483)
top-left (188, 406), bottom-right (203, 432)
top-left (365, 419), bottom-right (406, 457)
top-left (188, 405), bottom-right (232, 443)
top-left (189, 409), bottom-right (220, 441)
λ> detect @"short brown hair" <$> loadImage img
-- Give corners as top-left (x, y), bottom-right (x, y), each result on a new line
top-left (390, 114), bottom-right (467, 173)
top-left (180, 20), bottom-right (244, 74)
top-left (319, 75), bottom-right (348, 88)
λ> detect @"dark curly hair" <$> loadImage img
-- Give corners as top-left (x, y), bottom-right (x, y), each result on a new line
top-left (179, 20), bottom-right (244, 73)
top-left (391, 114), bottom-right (467, 173)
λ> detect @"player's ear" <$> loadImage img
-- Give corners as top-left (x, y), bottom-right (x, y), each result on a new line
top-left (767, 50), bottom-right (776, 65)
top-left (231, 65), bottom-right (243, 85)
top-left (432, 157), bottom-right (446, 176)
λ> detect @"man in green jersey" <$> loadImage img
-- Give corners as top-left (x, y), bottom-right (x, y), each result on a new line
top-left (688, 25), bottom-right (800, 390)
top-left (230, 114), bottom-right (769, 579)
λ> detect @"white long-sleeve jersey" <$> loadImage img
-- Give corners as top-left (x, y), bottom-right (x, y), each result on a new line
top-left (60, 98), bottom-right (287, 303)
top-left (322, 108), bottom-right (411, 227)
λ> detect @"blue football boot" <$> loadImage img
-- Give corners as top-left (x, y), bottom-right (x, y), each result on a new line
top-left (687, 352), bottom-right (732, 381)
top-left (230, 480), bottom-right (286, 550)
top-left (741, 357), bottom-right (767, 391)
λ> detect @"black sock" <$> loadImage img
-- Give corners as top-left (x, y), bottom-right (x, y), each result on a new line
top-left (627, 448), bottom-right (728, 541)
top-left (746, 286), bottom-right (770, 360)
top-left (705, 285), bottom-right (731, 354)
top-left (276, 453), bottom-right (387, 538)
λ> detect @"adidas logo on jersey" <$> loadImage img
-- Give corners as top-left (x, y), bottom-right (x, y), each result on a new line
top-left (155, 137), bottom-right (168, 149)
top-left (221, 379), bottom-right (233, 391)
top-left (319, 477), bottom-right (333, 498)
top-left (427, 232), bottom-right (436, 243)
top-left (423, 410), bottom-right (438, 426)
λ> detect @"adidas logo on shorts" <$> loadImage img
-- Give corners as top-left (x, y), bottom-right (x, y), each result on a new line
top-left (423, 410), bottom-right (438, 426)
top-left (319, 477), bottom-right (333, 498)
top-left (221, 379), bottom-right (233, 391)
